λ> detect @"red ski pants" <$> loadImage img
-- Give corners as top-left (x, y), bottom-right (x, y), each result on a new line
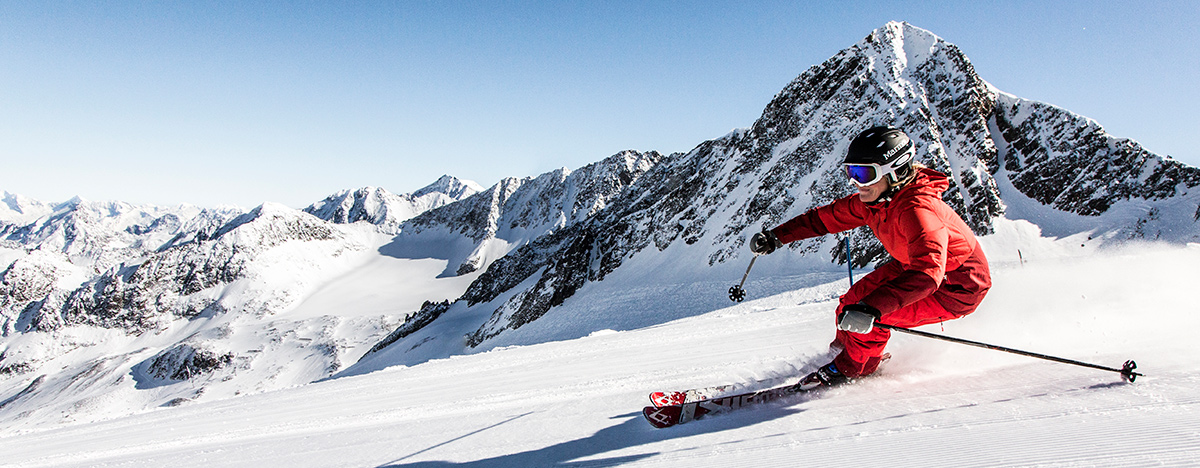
top-left (832, 248), bottom-right (990, 377)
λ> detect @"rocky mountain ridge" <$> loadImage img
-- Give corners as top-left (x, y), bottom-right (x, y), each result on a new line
top-left (0, 176), bottom-right (480, 431)
top-left (351, 21), bottom-right (1200, 373)
top-left (302, 175), bottom-right (485, 234)
top-left (390, 150), bottom-right (662, 277)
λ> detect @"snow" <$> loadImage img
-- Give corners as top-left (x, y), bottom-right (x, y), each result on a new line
top-left (1, 241), bottom-right (1196, 467)
top-left (283, 254), bottom-right (476, 321)
top-left (0, 192), bottom-right (55, 225)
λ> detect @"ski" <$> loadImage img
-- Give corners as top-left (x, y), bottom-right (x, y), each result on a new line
top-left (648, 376), bottom-right (791, 407)
top-left (644, 354), bottom-right (890, 428)
top-left (642, 382), bottom-right (815, 429)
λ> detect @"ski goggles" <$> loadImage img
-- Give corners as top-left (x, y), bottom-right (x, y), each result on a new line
top-left (843, 146), bottom-right (915, 187)
top-left (844, 163), bottom-right (890, 187)
top-left (844, 164), bottom-right (883, 186)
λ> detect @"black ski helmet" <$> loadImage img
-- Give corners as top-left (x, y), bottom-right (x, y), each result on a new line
top-left (843, 126), bottom-right (916, 186)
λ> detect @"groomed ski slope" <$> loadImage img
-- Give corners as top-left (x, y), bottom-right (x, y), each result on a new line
top-left (2, 243), bottom-right (1198, 467)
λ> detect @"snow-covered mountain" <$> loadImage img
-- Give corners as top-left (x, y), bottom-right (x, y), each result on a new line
top-left (0, 192), bottom-right (56, 226)
top-left (2, 21), bottom-right (1199, 437)
top-left (349, 21), bottom-right (1200, 373)
top-left (387, 150), bottom-right (661, 278)
top-left (0, 177), bottom-right (479, 431)
top-left (303, 176), bottom-right (484, 234)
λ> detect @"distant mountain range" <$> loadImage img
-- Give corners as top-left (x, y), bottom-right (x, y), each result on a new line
top-left (2, 21), bottom-right (1197, 432)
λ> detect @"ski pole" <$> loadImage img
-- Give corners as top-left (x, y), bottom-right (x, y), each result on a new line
top-left (728, 255), bottom-right (758, 302)
top-left (874, 323), bottom-right (1143, 382)
top-left (844, 237), bottom-right (854, 287)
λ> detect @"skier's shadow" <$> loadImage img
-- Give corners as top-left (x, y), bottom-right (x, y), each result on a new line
top-left (377, 405), bottom-right (803, 467)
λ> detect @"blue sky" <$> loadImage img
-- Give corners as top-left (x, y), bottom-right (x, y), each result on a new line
top-left (2, 1), bottom-right (1198, 208)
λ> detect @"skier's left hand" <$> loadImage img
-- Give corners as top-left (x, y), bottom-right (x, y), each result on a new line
top-left (837, 303), bottom-right (882, 334)
top-left (750, 228), bottom-right (783, 255)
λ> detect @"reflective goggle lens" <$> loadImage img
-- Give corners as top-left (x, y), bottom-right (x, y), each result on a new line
top-left (845, 164), bottom-right (879, 185)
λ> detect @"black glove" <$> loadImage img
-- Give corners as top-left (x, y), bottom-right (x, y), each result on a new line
top-left (837, 303), bottom-right (882, 334)
top-left (749, 228), bottom-right (783, 255)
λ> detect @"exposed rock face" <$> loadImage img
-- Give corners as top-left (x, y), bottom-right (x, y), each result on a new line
top-left (992, 95), bottom-right (1200, 217)
top-left (142, 342), bottom-right (236, 382)
top-left (50, 204), bottom-right (351, 333)
top-left (367, 300), bottom-right (452, 354)
top-left (391, 150), bottom-right (662, 277)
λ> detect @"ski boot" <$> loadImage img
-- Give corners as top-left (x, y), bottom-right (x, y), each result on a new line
top-left (794, 362), bottom-right (848, 391)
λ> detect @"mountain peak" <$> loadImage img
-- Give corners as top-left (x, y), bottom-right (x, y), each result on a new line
top-left (303, 176), bottom-right (482, 233)
top-left (1, 192), bottom-right (54, 223)
top-left (871, 20), bottom-right (942, 45)
top-left (856, 21), bottom-right (956, 82)
top-left (413, 175), bottom-right (484, 200)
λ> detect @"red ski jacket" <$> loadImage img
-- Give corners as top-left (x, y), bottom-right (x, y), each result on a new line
top-left (772, 168), bottom-right (989, 316)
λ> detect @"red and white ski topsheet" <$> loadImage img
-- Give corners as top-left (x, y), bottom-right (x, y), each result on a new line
top-left (644, 355), bottom-right (890, 428)
top-left (643, 384), bottom-right (807, 429)
top-left (648, 384), bottom-right (735, 408)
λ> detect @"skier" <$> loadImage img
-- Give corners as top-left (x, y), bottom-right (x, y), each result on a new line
top-left (749, 125), bottom-right (991, 389)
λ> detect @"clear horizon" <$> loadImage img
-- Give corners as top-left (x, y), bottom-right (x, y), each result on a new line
top-left (3, 1), bottom-right (1197, 208)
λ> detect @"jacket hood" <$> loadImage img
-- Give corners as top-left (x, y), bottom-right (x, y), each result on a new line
top-left (903, 167), bottom-right (950, 199)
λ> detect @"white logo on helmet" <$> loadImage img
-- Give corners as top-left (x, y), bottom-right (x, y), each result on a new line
top-left (881, 139), bottom-right (913, 164)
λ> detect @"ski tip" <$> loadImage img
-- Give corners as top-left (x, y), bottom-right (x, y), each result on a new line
top-left (649, 391), bottom-right (686, 408)
top-left (642, 405), bottom-right (681, 429)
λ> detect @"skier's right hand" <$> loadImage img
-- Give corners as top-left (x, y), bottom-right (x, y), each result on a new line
top-left (750, 228), bottom-right (782, 255)
top-left (837, 303), bottom-right (881, 334)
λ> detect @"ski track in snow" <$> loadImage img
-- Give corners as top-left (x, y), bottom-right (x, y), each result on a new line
top-left (1, 244), bottom-right (1198, 467)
